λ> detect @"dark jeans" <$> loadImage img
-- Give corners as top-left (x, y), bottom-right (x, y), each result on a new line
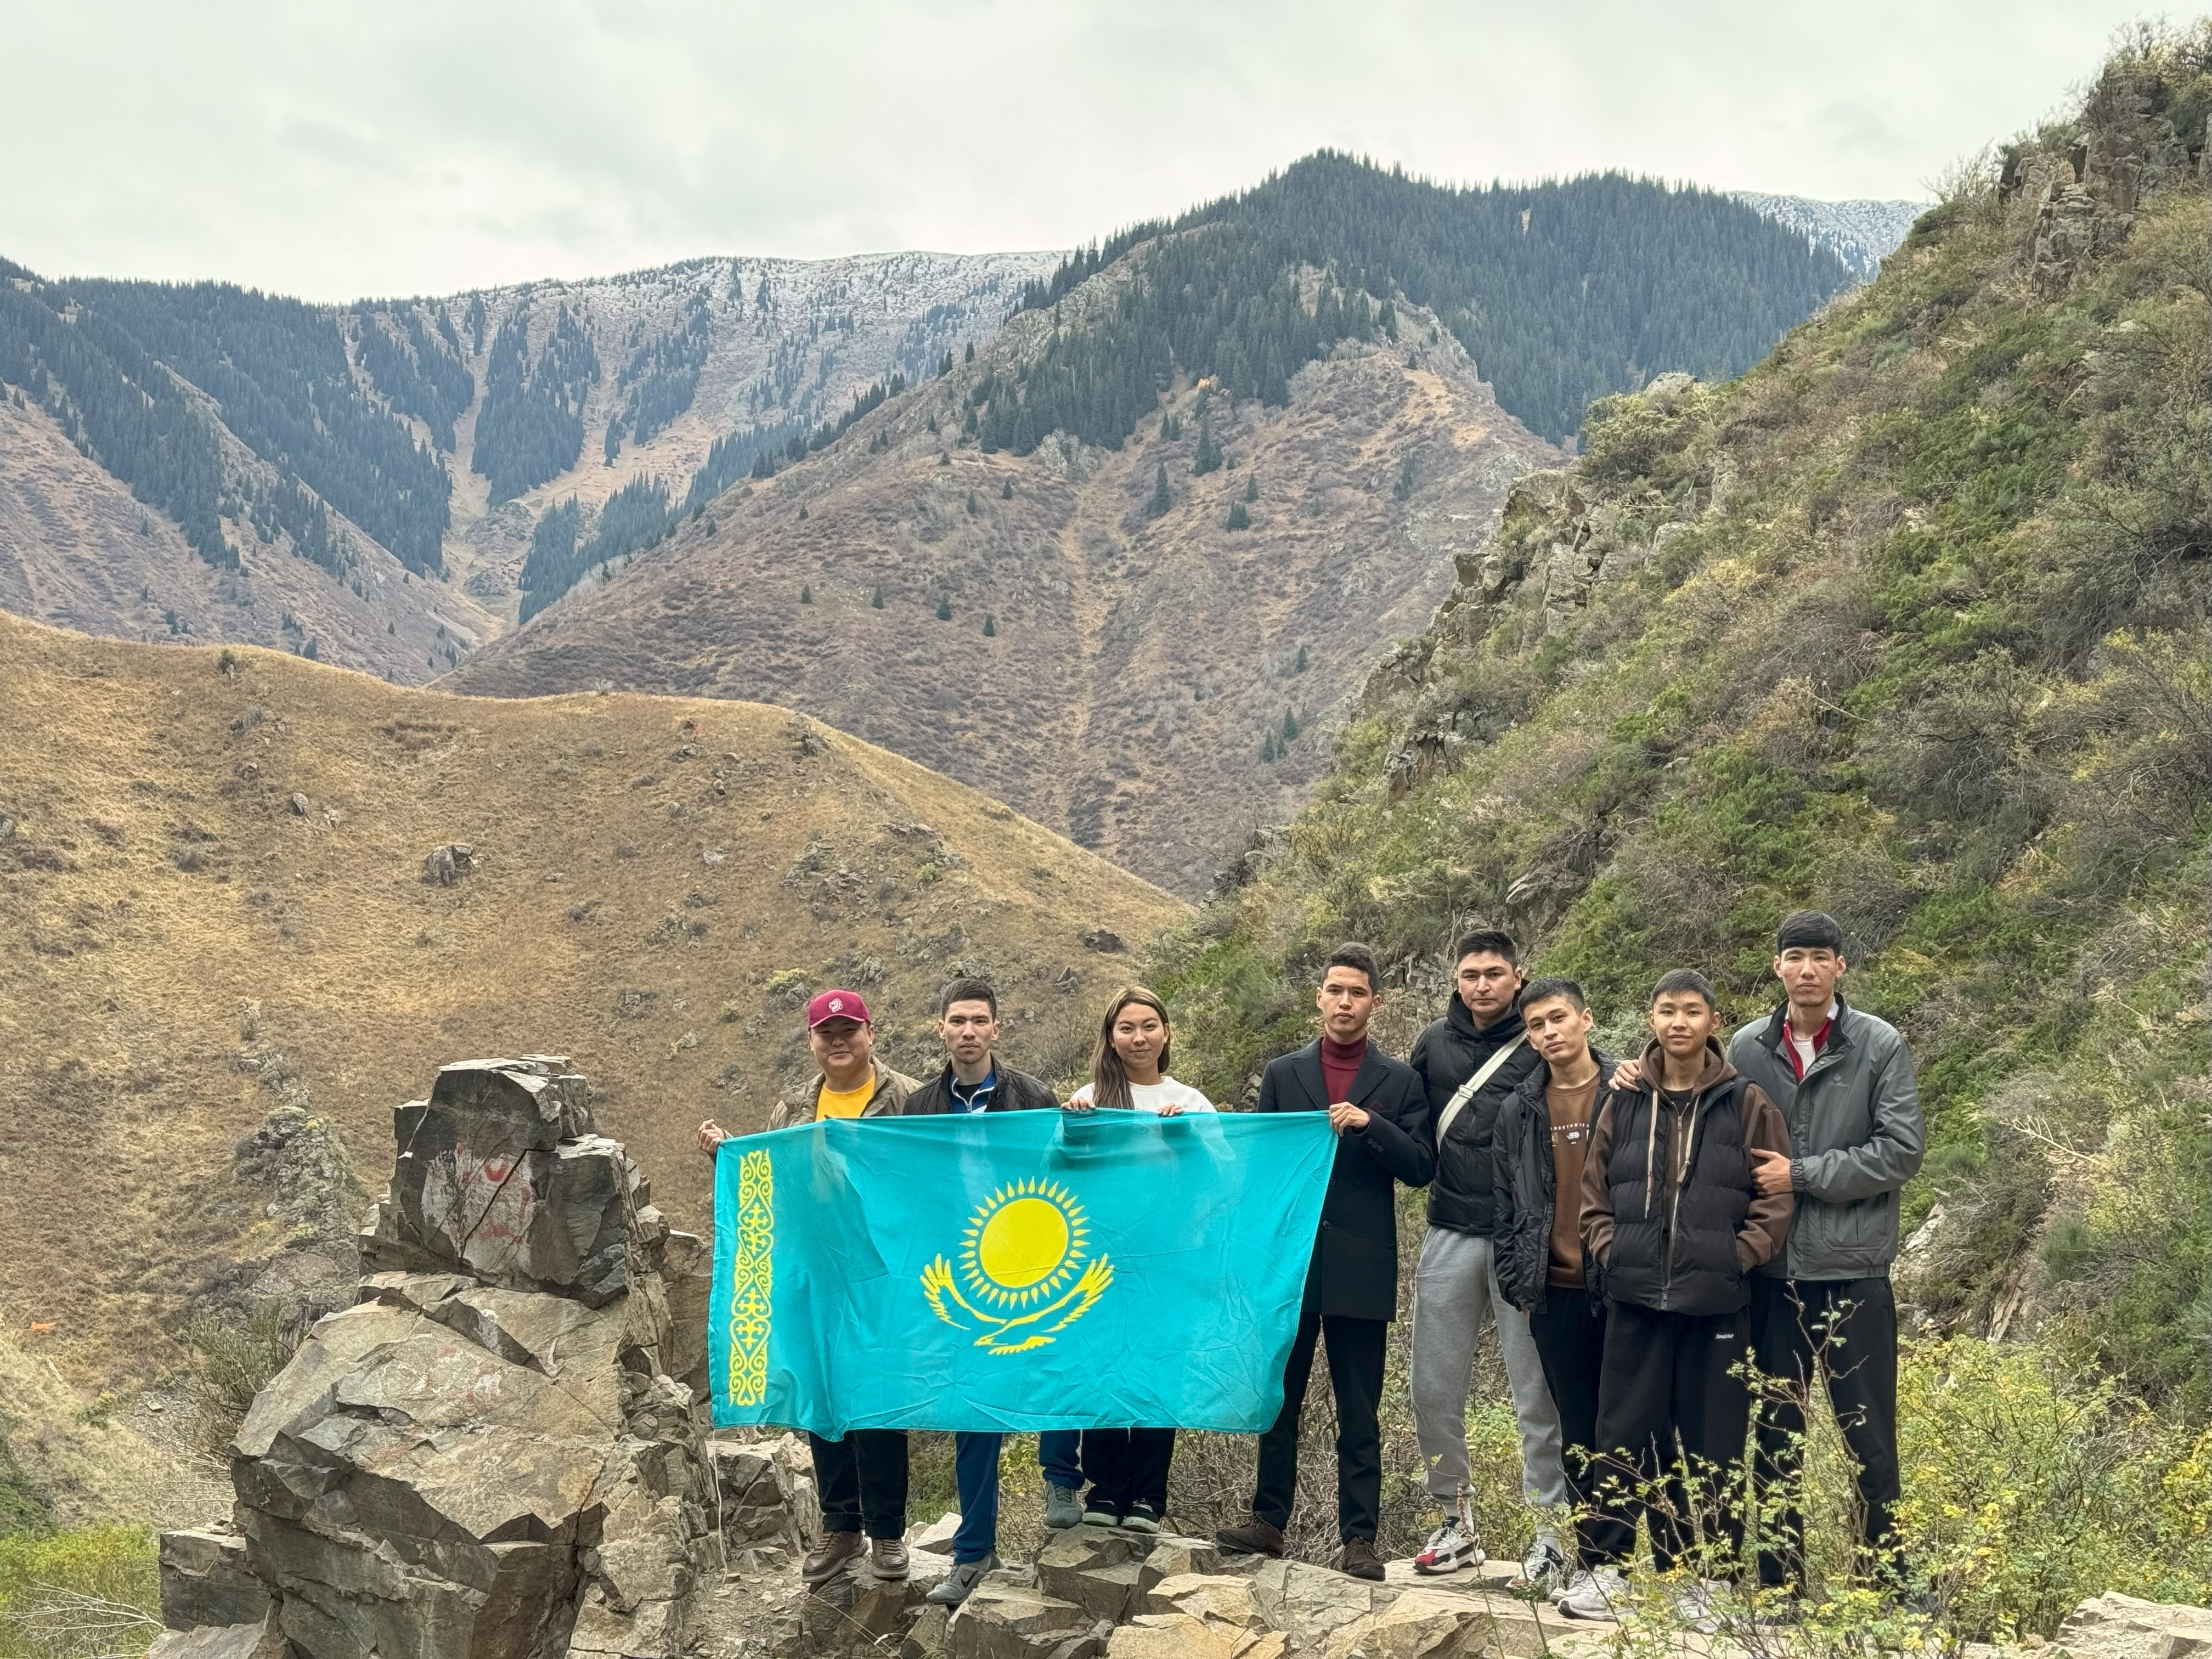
top-left (1254, 1309), bottom-right (1386, 1543)
top-left (1077, 1428), bottom-right (1176, 1517)
top-left (810, 1429), bottom-right (909, 1540)
top-left (1529, 1285), bottom-right (1633, 1566)
top-left (1039, 1430), bottom-right (1083, 1491)
top-left (952, 1432), bottom-right (1001, 1564)
top-left (1588, 1301), bottom-right (1754, 1571)
top-left (1751, 1276), bottom-right (1902, 1588)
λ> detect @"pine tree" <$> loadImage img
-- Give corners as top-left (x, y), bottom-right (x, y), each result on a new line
top-left (800, 584), bottom-right (812, 603)
top-left (936, 596), bottom-right (953, 620)
top-left (965, 342), bottom-right (976, 363)
top-left (966, 490), bottom-right (979, 515)
top-left (1151, 464), bottom-right (1171, 518)
top-left (1294, 643), bottom-right (1308, 673)
top-left (1282, 709), bottom-right (1300, 742)
top-left (1262, 732), bottom-right (1278, 762)
top-left (1244, 473), bottom-right (1259, 503)
top-left (1192, 419), bottom-right (1222, 476)
top-left (1001, 480), bottom-right (1013, 499)
top-left (1393, 456), bottom-right (1415, 500)
top-left (871, 585), bottom-right (885, 608)
top-left (983, 613), bottom-right (997, 637)
top-left (1227, 501), bottom-right (1251, 531)
top-left (799, 504), bottom-right (809, 520)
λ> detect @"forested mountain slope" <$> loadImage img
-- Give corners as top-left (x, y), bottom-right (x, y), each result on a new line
top-left (1154, 36), bottom-right (2210, 1417)
top-left (0, 251), bottom-right (1056, 672)
top-left (449, 164), bottom-right (1869, 891)
top-left (0, 609), bottom-right (1182, 1382)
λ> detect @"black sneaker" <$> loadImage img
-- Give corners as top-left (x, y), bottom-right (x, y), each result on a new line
top-left (1121, 1502), bottom-right (1160, 1534)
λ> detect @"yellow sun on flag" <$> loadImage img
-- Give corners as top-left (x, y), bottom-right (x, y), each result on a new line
top-left (959, 1181), bottom-right (1087, 1308)
top-left (921, 1179), bottom-right (1114, 1353)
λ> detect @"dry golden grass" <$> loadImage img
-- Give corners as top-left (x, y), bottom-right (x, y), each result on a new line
top-left (0, 610), bottom-right (1186, 1395)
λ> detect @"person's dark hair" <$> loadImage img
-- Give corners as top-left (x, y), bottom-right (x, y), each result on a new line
top-left (1650, 968), bottom-right (1717, 1009)
top-left (1091, 985), bottom-right (1172, 1112)
top-left (1453, 928), bottom-right (1519, 967)
top-left (1322, 941), bottom-right (1382, 994)
top-left (937, 975), bottom-right (998, 1017)
top-left (1775, 910), bottom-right (1846, 954)
top-left (1518, 976), bottom-right (1588, 1014)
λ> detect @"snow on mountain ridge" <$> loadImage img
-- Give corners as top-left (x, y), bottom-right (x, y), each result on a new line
top-left (1730, 193), bottom-right (1927, 280)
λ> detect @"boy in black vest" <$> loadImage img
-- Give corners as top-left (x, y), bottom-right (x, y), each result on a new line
top-left (1561, 969), bottom-right (1793, 1623)
top-left (1490, 977), bottom-right (1623, 1609)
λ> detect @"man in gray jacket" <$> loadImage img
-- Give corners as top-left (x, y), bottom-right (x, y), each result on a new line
top-left (1729, 911), bottom-right (1922, 1594)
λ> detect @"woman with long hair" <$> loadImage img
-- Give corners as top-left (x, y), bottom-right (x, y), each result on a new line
top-left (1040, 986), bottom-right (1215, 1531)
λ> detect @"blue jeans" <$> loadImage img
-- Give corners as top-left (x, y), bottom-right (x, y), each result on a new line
top-left (953, 1432), bottom-right (1002, 1564)
top-left (1038, 1430), bottom-right (1082, 1491)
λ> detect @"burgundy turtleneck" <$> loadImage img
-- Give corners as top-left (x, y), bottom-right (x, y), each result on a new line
top-left (1320, 1034), bottom-right (1369, 1104)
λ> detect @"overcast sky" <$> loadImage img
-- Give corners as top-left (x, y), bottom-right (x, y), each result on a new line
top-left (0, 0), bottom-right (2168, 302)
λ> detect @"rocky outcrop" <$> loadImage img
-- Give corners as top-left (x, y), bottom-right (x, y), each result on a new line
top-left (706, 1521), bottom-right (1602, 1659)
top-left (1372, 405), bottom-right (1728, 799)
top-left (2054, 1594), bottom-right (2212, 1659)
top-left (160, 1056), bottom-right (716, 1659)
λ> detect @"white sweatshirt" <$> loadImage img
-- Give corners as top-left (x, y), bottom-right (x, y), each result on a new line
top-left (1067, 1077), bottom-right (1216, 1114)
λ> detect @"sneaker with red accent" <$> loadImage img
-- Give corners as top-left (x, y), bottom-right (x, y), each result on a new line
top-left (1413, 1514), bottom-right (1485, 1575)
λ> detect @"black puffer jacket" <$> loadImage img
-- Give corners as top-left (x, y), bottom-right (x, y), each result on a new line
top-left (1410, 999), bottom-right (1542, 1235)
top-left (1491, 1047), bottom-right (1620, 1313)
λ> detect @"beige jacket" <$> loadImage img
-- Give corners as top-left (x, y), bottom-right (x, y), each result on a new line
top-left (765, 1064), bottom-right (919, 1131)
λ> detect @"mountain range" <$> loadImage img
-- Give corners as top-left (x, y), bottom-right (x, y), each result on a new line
top-left (2, 157), bottom-right (1911, 890)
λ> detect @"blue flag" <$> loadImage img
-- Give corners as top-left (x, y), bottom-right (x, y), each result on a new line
top-left (708, 1109), bottom-right (1336, 1437)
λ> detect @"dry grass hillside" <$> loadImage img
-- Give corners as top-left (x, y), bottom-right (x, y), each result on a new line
top-left (448, 291), bottom-right (1560, 893)
top-left (0, 610), bottom-right (1184, 1392)
top-left (0, 392), bottom-right (495, 682)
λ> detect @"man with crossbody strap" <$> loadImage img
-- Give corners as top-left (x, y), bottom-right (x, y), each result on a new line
top-left (1406, 931), bottom-right (1565, 1586)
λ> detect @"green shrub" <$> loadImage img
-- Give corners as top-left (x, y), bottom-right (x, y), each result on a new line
top-left (0, 1526), bottom-right (160, 1659)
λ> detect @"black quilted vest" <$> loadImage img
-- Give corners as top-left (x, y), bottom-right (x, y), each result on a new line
top-left (1602, 1079), bottom-right (1755, 1316)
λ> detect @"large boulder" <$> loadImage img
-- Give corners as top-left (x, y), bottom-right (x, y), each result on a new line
top-left (158, 1527), bottom-right (270, 1631)
top-left (218, 1057), bottom-right (715, 1659)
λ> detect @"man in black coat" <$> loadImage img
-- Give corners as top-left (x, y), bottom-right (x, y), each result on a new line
top-left (1217, 943), bottom-right (1434, 1582)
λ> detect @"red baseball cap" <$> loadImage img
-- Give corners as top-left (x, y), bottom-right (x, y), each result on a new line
top-left (805, 989), bottom-right (871, 1029)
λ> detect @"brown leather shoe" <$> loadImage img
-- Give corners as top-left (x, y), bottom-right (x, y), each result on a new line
top-left (1336, 1537), bottom-right (1386, 1581)
top-left (802, 1530), bottom-right (864, 1585)
top-left (1215, 1516), bottom-right (1286, 1558)
top-left (869, 1538), bottom-right (911, 1581)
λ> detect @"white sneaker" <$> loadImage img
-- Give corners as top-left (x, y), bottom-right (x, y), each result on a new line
top-left (1412, 1514), bottom-right (1484, 1575)
top-left (1513, 1537), bottom-right (1567, 1592)
top-left (1560, 1565), bottom-right (1628, 1621)
top-left (1673, 1578), bottom-right (1732, 1634)
top-left (1552, 1566), bottom-right (1593, 1607)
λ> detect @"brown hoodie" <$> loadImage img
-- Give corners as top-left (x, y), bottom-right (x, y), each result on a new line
top-left (1581, 1037), bottom-right (1793, 1274)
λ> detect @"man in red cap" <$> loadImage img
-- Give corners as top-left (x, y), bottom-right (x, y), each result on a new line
top-left (698, 987), bottom-right (918, 1583)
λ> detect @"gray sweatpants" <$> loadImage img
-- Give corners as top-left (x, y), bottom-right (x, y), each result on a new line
top-left (1410, 1226), bottom-right (1570, 1517)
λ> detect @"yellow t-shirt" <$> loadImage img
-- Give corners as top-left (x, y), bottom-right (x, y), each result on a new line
top-left (815, 1079), bottom-right (874, 1120)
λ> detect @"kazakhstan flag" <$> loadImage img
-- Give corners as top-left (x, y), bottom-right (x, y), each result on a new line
top-left (708, 1109), bottom-right (1335, 1437)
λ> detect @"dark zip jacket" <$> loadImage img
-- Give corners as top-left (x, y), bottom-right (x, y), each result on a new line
top-left (902, 1062), bottom-right (1061, 1116)
top-left (1491, 1046), bottom-right (1621, 1314)
top-left (1580, 1040), bottom-right (1793, 1317)
top-left (1409, 998), bottom-right (1541, 1235)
